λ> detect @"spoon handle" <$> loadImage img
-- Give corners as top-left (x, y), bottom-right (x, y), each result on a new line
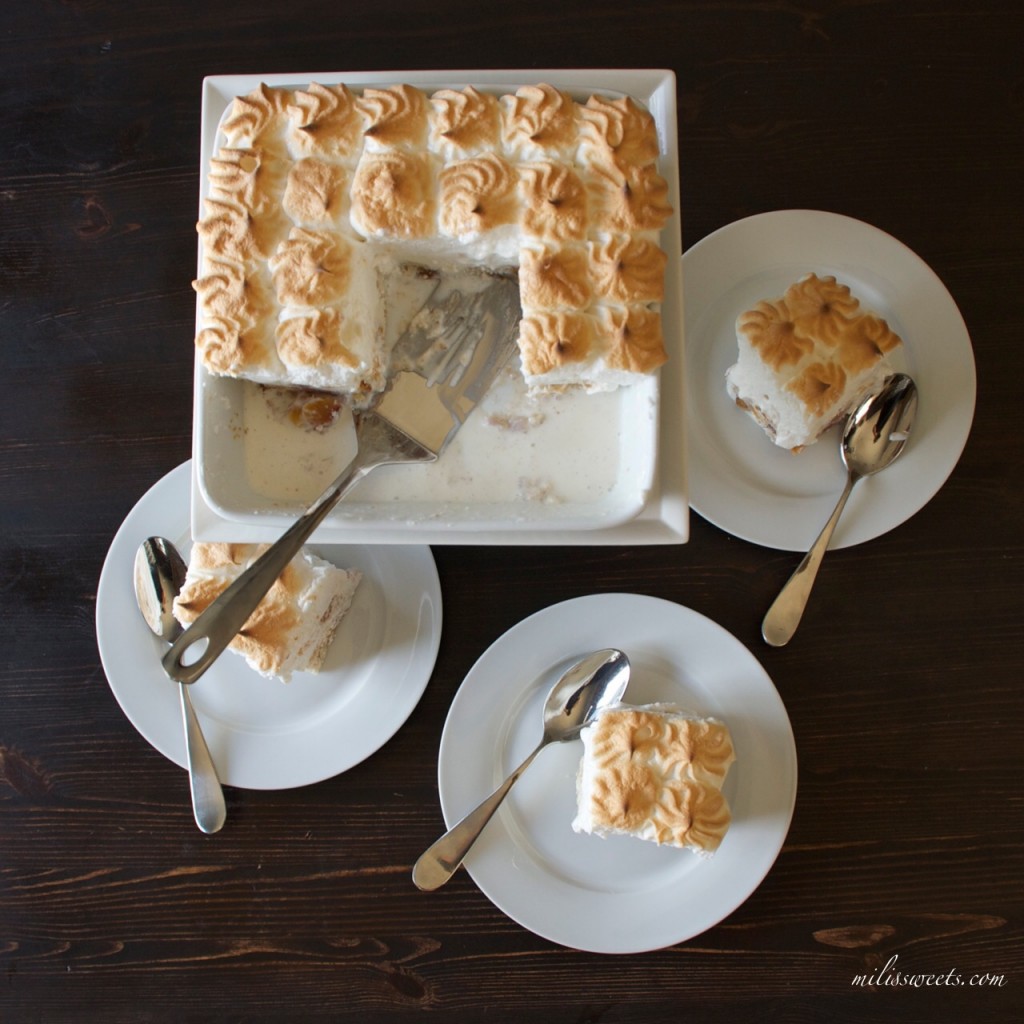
top-left (762, 471), bottom-right (858, 647)
top-left (413, 742), bottom-right (544, 891)
top-left (161, 422), bottom-right (408, 685)
top-left (180, 683), bottom-right (227, 834)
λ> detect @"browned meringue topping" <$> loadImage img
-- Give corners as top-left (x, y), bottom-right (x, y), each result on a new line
top-left (838, 313), bottom-right (902, 373)
top-left (269, 228), bottom-right (352, 307)
top-left (519, 243), bottom-right (593, 310)
top-left (784, 273), bottom-right (860, 340)
top-left (578, 707), bottom-right (735, 852)
top-left (196, 197), bottom-right (279, 266)
top-left (518, 312), bottom-right (595, 375)
top-left (518, 161), bottom-right (587, 241)
top-left (173, 542), bottom-right (361, 681)
top-left (588, 161), bottom-right (672, 234)
top-left (503, 83), bottom-right (578, 156)
top-left (221, 83), bottom-right (292, 145)
top-left (207, 148), bottom-right (280, 215)
top-left (429, 85), bottom-right (502, 155)
top-left (350, 150), bottom-right (435, 237)
top-left (738, 299), bottom-right (815, 371)
top-left (193, 258), bottom-right (274, 326)
top-left (598, 306), bottom-right (668, 374)
top-left (438, 153), bottom-right (518, 237)
top-left (357, 84), bottom-right (428, 148)
top-left (590, 235), bottom-right (667, 304)
top-left (173, 543), bottom-right (300, 677)
top-left (680, 718), bottom-right (736, 785)
top-left (276, 309), bottom-right (360, 369)
top-left (198, 82), bottom-right (674, 393)
top-left (287, 83), bottom-right (365, 158)
top-left (283, 157), bottom-right (349, 227)
top-left (195, 321), bottom-right (270, 375)
top-left (786, 360), bottom-right (848, 416)
top-left (578, 94), bottom-right (660, 169)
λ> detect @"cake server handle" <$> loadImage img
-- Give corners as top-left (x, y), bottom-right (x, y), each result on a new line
top-left (162, 429), bottom-right (403, 685)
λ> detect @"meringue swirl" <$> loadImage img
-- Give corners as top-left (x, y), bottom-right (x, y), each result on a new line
top-left (429, 85), bottom-right (502, 157)
top-left (590, 235), bottom-right (667, 304)
top-left (519, 243), bottom-right (593, 310)
top-left (276, 308), bottom-right (360, 369)
top-left (269, 227), bottom-right (351, 307)
top-left (438, 153), bottom-right (518, 237)
top-left (599, 306), bottom-right (668, 374)
top-left (578, 94), bottom-right (660, 169)
top-left (518, 312), bottom-right (595, 375)
top-left (350, 150), bottom-right (435, 238)
top-left (786, 360), bottom-right (848, 416)
top-left (221, 83), bottom-right (291, 146)
top-left (503, 83), bottom-right (578, 157)
top-left (357, 84), bottom-right (428, 148)
top-left (738, 298), bottom-right (815, 371)
top-left (587, 161), bottom-right (672, 234)
top-left (518, 161), bottom-right (587, 241)
top-left (286, 82), bottom-right (365, 159)
top-left (283, 157), bottom-right (349, 227)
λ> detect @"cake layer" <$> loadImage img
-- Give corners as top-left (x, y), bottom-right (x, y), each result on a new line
top-left (725, 273), bottom-right (902, 450)
top-left (172, 542), bottom-right (361, 682)
top-left (194, 82), bottom-right (673, 397)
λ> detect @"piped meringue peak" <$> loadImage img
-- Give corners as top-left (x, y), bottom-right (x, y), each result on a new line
top-left (194, 81), bottom-right (673, 396)
top-left (726, 273), bottom-right (903, 450)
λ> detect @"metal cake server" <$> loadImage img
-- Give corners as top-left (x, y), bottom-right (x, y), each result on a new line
top-left (163, 276), bottom-right (522, 685)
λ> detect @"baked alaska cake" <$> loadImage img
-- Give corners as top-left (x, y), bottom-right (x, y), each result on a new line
top-left (573, 704), bottom-right (736, 855)
top-left (193, 82), bottom-right (672, 399)
top-left (172, 542), bottom-right (361, 682)
top-left (725, 273), bottom-right (902, 450)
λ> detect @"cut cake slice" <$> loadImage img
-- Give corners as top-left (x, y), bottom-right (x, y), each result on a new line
top-left (172, 542), bottom-right (361, 682)
top-left (573, 704), bottom-right (736, 855)
top-left (725, 273), bottom-right (902, 450)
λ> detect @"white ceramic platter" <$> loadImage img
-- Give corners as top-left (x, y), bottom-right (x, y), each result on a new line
top-left (191, 69), bottom-right (686, 543)
top-left (435, 594), bottom-right (797, 953)
top-left (684, 209), bottom-right (976, 551)
top-left (96, 461), bottom-right (442, 790)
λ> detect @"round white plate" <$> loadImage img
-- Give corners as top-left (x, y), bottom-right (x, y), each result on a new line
top-left (96, 461), bottom-right (442, 790)
top-left (436, 593), bottom-right (797, 954)
top-left (684, 209), bottom-right (976, 551)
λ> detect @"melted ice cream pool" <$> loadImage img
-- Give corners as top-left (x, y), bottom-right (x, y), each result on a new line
top-left (238, 266), bottom-right (652, 521)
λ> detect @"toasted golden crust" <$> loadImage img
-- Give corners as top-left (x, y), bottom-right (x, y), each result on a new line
top-left (350, 149), bottom-right (435, 237)
top-left (429, 85), bottom-right (502, 157)
top-left (728, 273), bottom-right (904, 448)
top-left (195, 82), bottom-right (674, 394)
top-left (172, 542), bottom-right (361, 682)
top-left (437, 153), bottom-right (518, 237)
top-left (502, 83), bottom-right (578, 157)
top-left (575, 707), bottom-right (735, 853)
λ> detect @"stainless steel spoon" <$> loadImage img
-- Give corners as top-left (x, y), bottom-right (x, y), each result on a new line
top-left (133, 537), bottom-right (227, 834)
top-left (762, 373), bottom-right (919, 647)
top-left (412, 648), bottom-right (631, 891)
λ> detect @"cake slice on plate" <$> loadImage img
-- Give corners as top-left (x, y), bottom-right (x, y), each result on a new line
top-left (725, 273), bottom-right (902, 450)
top-left (172, 542), bottom-right (361, 682)
top-left (573, 704), bottom-right (736, 855)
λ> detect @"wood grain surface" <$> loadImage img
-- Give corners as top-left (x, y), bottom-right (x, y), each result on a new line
top-left (2, 1), bottom-right (1022, 1021)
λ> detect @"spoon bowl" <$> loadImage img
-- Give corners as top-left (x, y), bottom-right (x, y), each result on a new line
top-left (412, 648), bottom-right (630, 890)
top-left (134, 537), bottom-right (227, 834)
top-left (762, 373), bottom-right (918, 647)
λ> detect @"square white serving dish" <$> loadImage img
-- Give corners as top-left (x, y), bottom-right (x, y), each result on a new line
top-left (190, 68), bottom-right (687, 543)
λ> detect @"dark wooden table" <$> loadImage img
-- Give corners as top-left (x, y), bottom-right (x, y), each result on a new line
top-left (2, 2), bottom-right (1021, 1021)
